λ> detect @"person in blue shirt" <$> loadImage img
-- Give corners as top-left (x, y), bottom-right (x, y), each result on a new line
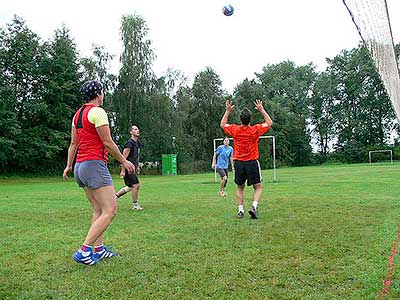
top-left (212, 137), bottom-right (234, 197)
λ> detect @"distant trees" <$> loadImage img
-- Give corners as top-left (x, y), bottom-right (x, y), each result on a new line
top-left (0, 14), bottom-right (399, 175)
top-left (313, 45), bottom-right (396, 163)
top-left (0, 16), bottom-right (80, 173)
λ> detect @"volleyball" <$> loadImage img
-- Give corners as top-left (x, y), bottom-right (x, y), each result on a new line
top-left (223, 4), bottom-right (234, 16)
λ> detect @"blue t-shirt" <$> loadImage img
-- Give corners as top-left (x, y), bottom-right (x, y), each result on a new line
top-left (215, 145), bottom-right (233, 169)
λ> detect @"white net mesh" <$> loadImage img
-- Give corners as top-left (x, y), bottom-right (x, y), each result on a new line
top-left (342, 0), bottom-right (400, 119)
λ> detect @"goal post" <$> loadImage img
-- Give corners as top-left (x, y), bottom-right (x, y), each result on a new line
top-left (212, 135), bottom-right (276, 182)
top-left (368, 149), bottom-right (393, 164)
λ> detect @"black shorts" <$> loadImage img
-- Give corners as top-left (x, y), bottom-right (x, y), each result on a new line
top-left (216, 168), bottom-right (228, 178)
top-left (124, 171), bottom-right (139, 187)
top-left (234, 160), bottom-right (262, 186)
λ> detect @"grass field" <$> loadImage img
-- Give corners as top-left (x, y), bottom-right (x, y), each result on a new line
top-left (1, 163), bottom-right (400, 300)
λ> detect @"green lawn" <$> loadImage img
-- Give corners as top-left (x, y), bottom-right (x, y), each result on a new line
top-left (1, 163), bottom-right (400, 299)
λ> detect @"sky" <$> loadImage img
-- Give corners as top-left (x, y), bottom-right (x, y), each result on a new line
top-left (1, 0), bottom-right (399, 93)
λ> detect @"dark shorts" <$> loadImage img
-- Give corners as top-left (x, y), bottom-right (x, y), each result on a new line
top-left (74, 160), bottom-right (113, 189)
top-left (216, 168), bottom-right (228, 178)
top-left (234, 160), bottom-right (262, 186)
top-left (124, 171), bottom-right (139, 187)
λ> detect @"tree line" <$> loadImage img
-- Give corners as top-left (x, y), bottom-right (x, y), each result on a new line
top-left (1, 14), bottom-right (399, 175)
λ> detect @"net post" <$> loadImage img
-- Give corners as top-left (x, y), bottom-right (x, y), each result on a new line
top-left (213, 139), bottom-right (217, 183)
top-left (272, 136), bottom-right (276, 181)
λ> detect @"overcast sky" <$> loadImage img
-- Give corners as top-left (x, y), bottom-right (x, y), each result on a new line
top-left (1, 0), bottom-right (399, 93)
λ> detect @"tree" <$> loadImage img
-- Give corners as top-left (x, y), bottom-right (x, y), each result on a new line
top-left (38, 25), bottom-right (81, 172)
top-left (326, 44), bottom-right (396, 162)
top-left (81, 44), bottom-right (117, 132)
top-left (0, 16), bottom-right (49, 172)
top-left (0, 20), bottom-right (21, 170)
top-left (309, 72), bottom-right (337, 157)
top-left (239, 61), bottom-right (316, 166)
top-left (188, 67), bottom-right (226, 165)
top-left (113, 14), bottom-right (156, 145)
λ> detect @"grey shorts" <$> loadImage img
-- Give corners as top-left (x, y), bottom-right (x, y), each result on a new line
top-left (74, 160), bottom-right (113, 189)
top-left (216, 168), bottom-right (228, 178)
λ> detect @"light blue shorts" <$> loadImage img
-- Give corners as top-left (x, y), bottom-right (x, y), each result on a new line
top-left (74, 160), bottom-right (113, 189)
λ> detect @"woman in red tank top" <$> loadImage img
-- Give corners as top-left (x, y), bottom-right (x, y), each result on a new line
top-left (63, 80), bottom-right (134, 265)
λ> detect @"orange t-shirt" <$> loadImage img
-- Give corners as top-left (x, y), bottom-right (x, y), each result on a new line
top-left (223, 123), bottom-right (271, 161)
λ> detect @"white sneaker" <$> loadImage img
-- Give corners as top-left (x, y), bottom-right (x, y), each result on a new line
top-left (133, 205), bottom-right (144, 210)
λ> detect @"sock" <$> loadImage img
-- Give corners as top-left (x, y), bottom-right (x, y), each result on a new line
top-left (252, 201), bottom-right (258, 209)
top-left (94, 244), bottom-right (105, 253)
top-left (238, 205), bottom-right (244, 212)
top-left (133, 201), bottom-right (139, 207)
top-left (80, 244), bottom-right (92, 254)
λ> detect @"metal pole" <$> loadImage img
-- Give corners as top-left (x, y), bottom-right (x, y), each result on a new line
top-left (213, 139), bottom-right (217, 183)
top-left (273, 136), bottom-right (276, 181)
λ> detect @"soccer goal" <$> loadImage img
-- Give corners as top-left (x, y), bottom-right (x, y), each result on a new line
top-left (342, 0), bottom-right (400, 120)
top-left (368, 150), bottom-right (393, 164)
top-left (212, 135), bottom-right (276, 182)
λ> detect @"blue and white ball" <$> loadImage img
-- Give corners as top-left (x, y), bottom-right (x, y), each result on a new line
top-left (223, 4), bottom-right (234, 16)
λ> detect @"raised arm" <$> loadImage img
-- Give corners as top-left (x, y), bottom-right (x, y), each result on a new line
top-left (254, 99), bottom-right (273, 127)
top-left (220, 100), bottom-right (235, 129)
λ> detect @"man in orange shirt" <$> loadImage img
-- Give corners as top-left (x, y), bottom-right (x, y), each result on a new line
top-left (220, 99), bottom-right (273, 219)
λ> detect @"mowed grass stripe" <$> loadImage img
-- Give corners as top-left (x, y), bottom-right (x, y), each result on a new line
top-left (0, 163), bottom-right (399, 299)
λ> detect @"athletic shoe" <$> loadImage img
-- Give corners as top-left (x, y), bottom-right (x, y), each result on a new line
top-left (72, 249), bottom-right (98, 266)
top-left (237, 211), bottom-right (244, 218)
top-left (94, 246), bottom-right (118, 260)
top-left (133, 205), bottom-right (144, 210)
top-left (219, 191), bottom-right (227, 197)
top-left (249, 206), bottom-right (258, 219)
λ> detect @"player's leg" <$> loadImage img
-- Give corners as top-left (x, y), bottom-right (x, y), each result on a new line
top-left (72, 187), bottom-right (102, 265)
top-left (131, 174), bottom-right (143, 210)
top-left (115, 186), bottom-right (132, 199)
top-left (115, 171), bottom-right (132, 199)
top-left (82, 186), bottom-right (117, 245)
top-left (87, 185), bottom-right (118, 258)
top-left (247, 160), bottom-right (263, 219)
top-left (84, 187), bottom-right (103, 246)
top-left (222, 169), bottom-right (229, 196)
top-left (83, 186), bottom-right (119, 260)
top-left (220, 177), bottom-right (227, 195)
top-left (233, 161), bottom-right (246, 217)
top-left (216, 168), bottom-right (227, 196)
top-left (72, 161), bottom-right (117, 265)
top-left (236, 184), bottom-right (245, 218)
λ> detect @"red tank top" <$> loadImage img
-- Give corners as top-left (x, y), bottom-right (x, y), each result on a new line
top-left (73, 103), bottom-right (108, 163)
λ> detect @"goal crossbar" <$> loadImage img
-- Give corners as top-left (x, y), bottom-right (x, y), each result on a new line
top-left (213, 136), bottom-right (276, 182)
